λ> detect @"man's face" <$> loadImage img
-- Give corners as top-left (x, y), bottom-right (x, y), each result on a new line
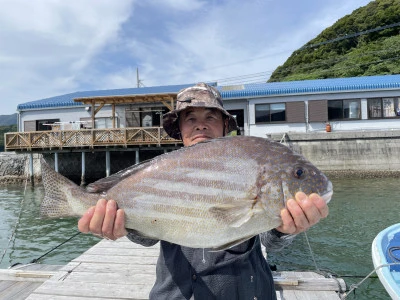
top-left (179, 107), bottom-right (227, 146)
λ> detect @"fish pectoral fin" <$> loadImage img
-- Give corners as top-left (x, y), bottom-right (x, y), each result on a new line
top-left (209, 200), bottom-right (263, 228)
top-left (210, 235), bottom-right (256, 251)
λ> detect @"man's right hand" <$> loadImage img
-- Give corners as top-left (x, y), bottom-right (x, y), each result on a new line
top-left (78, 199), bottom-right (128, 240)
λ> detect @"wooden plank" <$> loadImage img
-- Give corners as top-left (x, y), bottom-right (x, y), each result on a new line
top-left (72, 254), bottom-right (157, 265)
top-left (274, 271), bottom-right (346, 292)
top-left (57, 262), bottom-right (156, 276)
top-left (0, 269), bottom-right (57, 282)
top-left (14, 264), bottom-right (63, 272)
top-left (82, 246), bottom-right (160, 257)
top-left (278, 289), bottom-right (341, 300)
top-left (0, 281), bottom-right (43, 300)
top-left (50, 271), bottom-right (155, 285)
top-left (26, 295), bottom-right (121, 300)
top-left (28, 281), bottom-right (151, 300)
top-left (0, 280), bottom-right (15, 292)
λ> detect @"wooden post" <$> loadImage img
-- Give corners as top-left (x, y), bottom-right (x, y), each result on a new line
top-left (106, 151), bottom-right (110, 177)
top-left (91, 102), bottom-right (95, 129)
top-left (80, 152), bottom-right (86, 186)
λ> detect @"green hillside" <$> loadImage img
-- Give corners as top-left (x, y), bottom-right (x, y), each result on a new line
top-left (0, 113), bottom-right (17, 126)
top-left (269, 0), bottom-right (400, 82)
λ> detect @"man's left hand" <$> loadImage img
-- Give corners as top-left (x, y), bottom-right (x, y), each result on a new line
top-left (275, 192), bottom-right (329, 235)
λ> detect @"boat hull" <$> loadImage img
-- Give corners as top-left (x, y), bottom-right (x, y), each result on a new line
top-left (372, 223), bottom-right (400, 300)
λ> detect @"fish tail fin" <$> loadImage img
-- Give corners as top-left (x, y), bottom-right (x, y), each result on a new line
top-left (40, 157), bottom-right (79, 218)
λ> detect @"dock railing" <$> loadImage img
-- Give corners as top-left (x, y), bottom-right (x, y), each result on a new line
top-left (5, 127), bottom-right (181, 151)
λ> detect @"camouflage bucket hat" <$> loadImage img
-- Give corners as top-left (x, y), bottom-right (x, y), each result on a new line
top-left (163, 83), bottom-right (238, 139)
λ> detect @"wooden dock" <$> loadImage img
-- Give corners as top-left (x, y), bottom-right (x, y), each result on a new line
top-left (1, 238), bottom-right (346, 299)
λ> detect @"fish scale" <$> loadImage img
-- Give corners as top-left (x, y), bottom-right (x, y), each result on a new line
top-left (40, 135), bottom-right (333, 249)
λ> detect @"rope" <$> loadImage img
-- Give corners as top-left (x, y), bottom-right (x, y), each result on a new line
top-left (303, 232), bottom-right (347, 294)
top-left (388, 246), bottom-right (400, 262)
top-left (0, 176), bottom-right (29, 266)
top-left (304, 231), bottom-right (320, 272)
top-left (340, 262), bottom-right (400, 299)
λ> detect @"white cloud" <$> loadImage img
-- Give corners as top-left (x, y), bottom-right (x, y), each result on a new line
top-left (0, 0), bottom-right (373, 114)
top-left (147, 0), bottom-right (206, 11)
top-left (0, 0), bottom-right (134, 112)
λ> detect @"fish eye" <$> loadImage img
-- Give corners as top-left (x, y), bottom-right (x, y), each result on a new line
top-left (294, 167), bottom-right (305, 179)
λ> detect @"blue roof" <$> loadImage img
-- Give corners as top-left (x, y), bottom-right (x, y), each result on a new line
top-left (17, 83), bottom-right (196, 111)
top-left (223, 74), bottom-right (400, 99)
top-left (17, 74), bottom-right (400, 111)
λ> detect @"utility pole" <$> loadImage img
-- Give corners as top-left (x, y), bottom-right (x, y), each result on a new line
top-left (136, 67), bottom-right (144, 88)
top-left (136, 67), bottom-right (140, 88)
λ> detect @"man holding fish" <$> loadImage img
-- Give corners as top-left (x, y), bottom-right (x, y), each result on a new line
top-left (77, 83), bottom-right (330, 299)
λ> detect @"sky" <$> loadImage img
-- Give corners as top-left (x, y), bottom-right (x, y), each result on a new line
top-left (0, 0), bottom-right (372, 115)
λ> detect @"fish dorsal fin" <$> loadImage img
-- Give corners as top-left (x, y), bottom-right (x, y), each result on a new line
top-left (210, 235), bottom-right (255, 251)
top-left (209, 199), bottom-right (264, 228)
top-left (86, 159), bottom-right (153, 193)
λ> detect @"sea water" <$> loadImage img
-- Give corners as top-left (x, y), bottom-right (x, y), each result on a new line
top-left (0, 184), bottom-right (98, 269)
top-left (269, 177), bottom-right (399, 299)
top-left (0, 178), bottom-right (398, 299)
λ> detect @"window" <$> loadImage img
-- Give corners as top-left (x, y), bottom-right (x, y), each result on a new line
top-left (255, 103), bottom-right (286, 123)
top-left (328, 99), bottom-right (360, 120)
top-left (368, 98), bottom-right (400, 118)
top-left (95, 117), bottom-right (119, 129)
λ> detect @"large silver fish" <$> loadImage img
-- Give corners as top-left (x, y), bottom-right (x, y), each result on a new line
top-left (41, 136), bottom-right (333, 249)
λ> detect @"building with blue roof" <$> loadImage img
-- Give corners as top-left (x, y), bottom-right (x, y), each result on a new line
top-left (7, 74), bottom-right (400, 181)
top-left (14, 74), bottom-right (400, 136)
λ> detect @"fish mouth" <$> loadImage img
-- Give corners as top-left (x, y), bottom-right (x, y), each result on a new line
top-left (320, 181), bottom-right (333, 204)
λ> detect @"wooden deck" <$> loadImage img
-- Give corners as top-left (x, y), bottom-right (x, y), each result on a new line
top-left (0, 237), bottom-right (346, 300)
top-left (5, 127), bottom-right (182, 152)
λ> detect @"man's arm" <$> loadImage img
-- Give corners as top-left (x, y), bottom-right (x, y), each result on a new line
top-left (260, 229), bottom-right (296, 252)
top-left (125, 229), bottom-right (159, 247)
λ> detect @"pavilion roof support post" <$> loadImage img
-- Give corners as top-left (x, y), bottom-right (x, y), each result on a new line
top-left (161, 99), bottom-right (174, 112)
top-left (90, 102), bottom-right (105, 129)
top-left (94, 103), bottom-right (105, 115)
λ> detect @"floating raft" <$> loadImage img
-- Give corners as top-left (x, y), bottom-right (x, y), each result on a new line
top-left (1, 237), bottom-right (346, 300)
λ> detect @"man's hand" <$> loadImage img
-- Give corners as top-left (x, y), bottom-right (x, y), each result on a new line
top-left (78, 199), bottom-right (128, 240)
top-left (276, 192), bottom-right (329, 235)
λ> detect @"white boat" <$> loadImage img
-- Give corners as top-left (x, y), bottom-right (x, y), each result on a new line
top-left (372, 223), bottom-right (400, 299)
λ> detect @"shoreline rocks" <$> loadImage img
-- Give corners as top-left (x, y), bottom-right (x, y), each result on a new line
top-left (0, 152), bottom-right (41, 185)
